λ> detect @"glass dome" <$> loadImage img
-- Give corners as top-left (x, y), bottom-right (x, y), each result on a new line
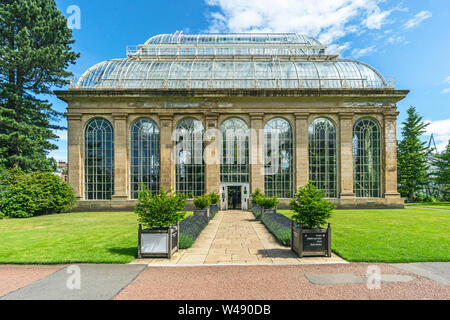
top-left (75, 32), bottom-right (390, 90)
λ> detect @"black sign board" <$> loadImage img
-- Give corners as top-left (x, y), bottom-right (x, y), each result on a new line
top-left (303, 233), bottom-right (327, 252)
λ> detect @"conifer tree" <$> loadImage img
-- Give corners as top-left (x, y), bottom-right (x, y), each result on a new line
top-left (433, 141), bottom-right (450, 201)
top-left (0, 0), bottom-right (79, 171)
top-left (397, 106), bottom-right (430, 202)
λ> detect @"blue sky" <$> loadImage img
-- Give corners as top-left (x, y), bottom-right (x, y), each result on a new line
top-left (50, 0), bottom-right (450, 161)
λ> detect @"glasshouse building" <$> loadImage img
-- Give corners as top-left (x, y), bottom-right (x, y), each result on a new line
top-left (55, 31), bottom-right (408, 210)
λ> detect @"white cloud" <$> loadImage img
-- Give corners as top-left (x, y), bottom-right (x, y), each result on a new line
top-left (425, 119), bottom-right (450, 152)
top-left (441, 88), bottom-right (450, 94)
top-left (205, 0), bottom-right (397, 45)
top-left (402, 10), bottom-right (432, 30)
top-left (351, 45), bottom-right (376, 58)
top-left (445, 76), bottom-right (450, 84)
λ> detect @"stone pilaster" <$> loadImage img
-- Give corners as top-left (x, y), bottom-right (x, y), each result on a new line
top-left (112, 113), bottom-right (128, 200)
top-left (67, 114), bottom-right (83, 200)
top-left (295, 113), bottom-right (309, 188)
top-left (204, 114), bottom-right (220, 194)
top-left (384, 113), bottom-right (401, 199)
top-left (160, 114), bottom-right (175, 191)
top-left (339, 113), bottom-right (355, 199)
top-left (250, 113), bottom-right (264, 193)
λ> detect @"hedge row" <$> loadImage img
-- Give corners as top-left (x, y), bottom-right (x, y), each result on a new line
top-left (252, 208), bottom-right (292, 247)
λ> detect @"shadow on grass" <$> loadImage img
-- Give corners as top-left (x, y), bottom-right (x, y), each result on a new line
top-left (107, 247), bottom-right (138, 258)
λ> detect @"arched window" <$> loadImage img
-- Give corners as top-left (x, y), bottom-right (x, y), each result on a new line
top-left (220, 118), bottom-right (249, 183)
top-left (85, 118), bottom-right (114, 200)
top-left (353, 118), bottom-right (381, 197)
top-left (264, 118), bottom-right (294, 198)
top-left (309, 118), bottom-right (338, 198)
top-left (130, 118), bottom-right (160, 199)
top-left (175, 118), bottom-right (205, 197)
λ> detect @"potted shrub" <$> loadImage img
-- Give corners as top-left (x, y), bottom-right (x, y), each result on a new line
top-left (208, 192), bottom-right (220, 215)
top-left (250, 188), bottom-right (263, 214)
top-left (290, 182), bottom-right (335, 258)
top-left (256, 194), bottom-right (280, 215)
top-left (193, 194), bottom-right (211, 218)
top-left (135, 186), bottom-right (187, 259)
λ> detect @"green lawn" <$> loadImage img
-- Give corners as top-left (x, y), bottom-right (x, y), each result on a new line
top-left (0, 211), bottom-right (192, 264)
top-left (405, 202), bottom-right (450, 210)
top-left (1, 208), bottom-right (449, 264)
top-left (279, 208), bottom-right (450, 263)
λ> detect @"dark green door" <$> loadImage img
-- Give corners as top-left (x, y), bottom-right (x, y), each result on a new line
top-left (227, 186), bottom-right (242, 210)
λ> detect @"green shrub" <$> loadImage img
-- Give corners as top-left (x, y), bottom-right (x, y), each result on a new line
top-left (208, 192), bottom-right (220, 205)
top-left (135, 186), bottom-right (187, 228)
top-left (250, 188), bottom-right (263, 204)
top-left (193, 194), bottom-right (211, 209)
top-left (255, 194), bottom-right (280, 209)
top-left (0, 169), bottom-right (75, 218)
top-left (290, 182), bottom-right (335, 228)
top-left (260, 212), bottom-right (292, 246)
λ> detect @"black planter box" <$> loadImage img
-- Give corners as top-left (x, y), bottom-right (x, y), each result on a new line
top-left (291, 222), bottom-right (331, 258)
top-left (138, 224), bottom-right (179, 259)
top-left (210, 204), bottom-right (219, 215)
top-left (194, 207), bottom-right (210, 218)
top-left (262, 207), bottom-right (277, 215)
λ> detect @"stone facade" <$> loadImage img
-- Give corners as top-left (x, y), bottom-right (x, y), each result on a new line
top-left (57, 88), bottom-right (408, 211)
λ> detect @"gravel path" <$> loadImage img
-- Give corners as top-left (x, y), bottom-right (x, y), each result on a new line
top-left (115, 263), bottom-right (450, 300)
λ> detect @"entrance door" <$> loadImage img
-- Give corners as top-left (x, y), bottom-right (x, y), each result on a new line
top-left (227, 186), bottom-right (242, 210)
top-left (220, 183), bottom-right (249, 210)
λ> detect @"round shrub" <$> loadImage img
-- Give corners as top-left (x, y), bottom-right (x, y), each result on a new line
top-left (255, 194), bottom-right (280, 209)
top-left (135, 186), bottom-right (187, 228)
top-left (193, 194), bottom-right (211, 209)
top-left (208, 192), bottom-right (220, 205)
top-left (250, 188), bottom-right (263, 204)
top-left (0, 169), bottom-right (75, 218)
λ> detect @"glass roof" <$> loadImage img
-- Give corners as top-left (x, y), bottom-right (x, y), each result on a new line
top-left (74, 32), bottom-right (390, 90)
top-left (145, 31), bottom-right (322, 46)
top-left (77, 59), bottom-right (388, 90)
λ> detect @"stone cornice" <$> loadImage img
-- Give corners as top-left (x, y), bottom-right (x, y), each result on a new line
top-left (55, 88), bottom-right (410, 102)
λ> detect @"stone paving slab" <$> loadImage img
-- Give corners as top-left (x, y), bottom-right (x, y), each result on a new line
top-left (392, 262), bottom-right (450, 286)
top-left (1, 264), bottom-right (146, 300)
top-left (131, 210), bottom-right (347, 266)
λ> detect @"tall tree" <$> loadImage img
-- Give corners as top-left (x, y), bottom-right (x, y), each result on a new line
top-left (397, 106), bottom-right (430, 202)
top-left (0, 0), bottom-right (78, 171)
top-left (433, 141), bottom-right (450, 201)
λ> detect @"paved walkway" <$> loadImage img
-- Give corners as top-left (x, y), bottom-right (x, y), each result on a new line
top-left (131, 210), bottom-right (345, 265)
top-left (1, 263), bottom-right (448, 300)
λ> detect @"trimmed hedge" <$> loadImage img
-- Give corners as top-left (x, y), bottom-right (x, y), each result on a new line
top-left (253, 210), bottom-right (292, 247)
top-left (179, 214), bottom-right (210, 249)
top-left (0, 169), bottom-right (75, 218)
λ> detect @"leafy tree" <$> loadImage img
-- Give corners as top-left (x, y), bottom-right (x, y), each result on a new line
top-left (397, 106), bottom-right (430, 202)
top-left (433, 140), bottom-right (450, 201)
top-left (0, 0), bottom-right (79, 171)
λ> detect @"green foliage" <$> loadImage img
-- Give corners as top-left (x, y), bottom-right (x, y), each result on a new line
top-left (250, 188), bottom-right (263, 204)
top-left (193, 194), bottom-right (211, 209)
top-left (0, 0), bottom-right (79, 170)
top-left (135, 186), bottom-right (187, 228)
top-left (290, 182), bottom-right (335, 228)
top-left (254, 194), bottom-right (280, 209)
top-left (397, 106), bottom-right (431, 202)
top-left (433, 140), bottom-right (450, 201)
top-left (208, 192), bottom-right (220, 205)
top-left (0, 168), bottom-right (75, 218)
top-left (413, 193), bottom-right (437, 203)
